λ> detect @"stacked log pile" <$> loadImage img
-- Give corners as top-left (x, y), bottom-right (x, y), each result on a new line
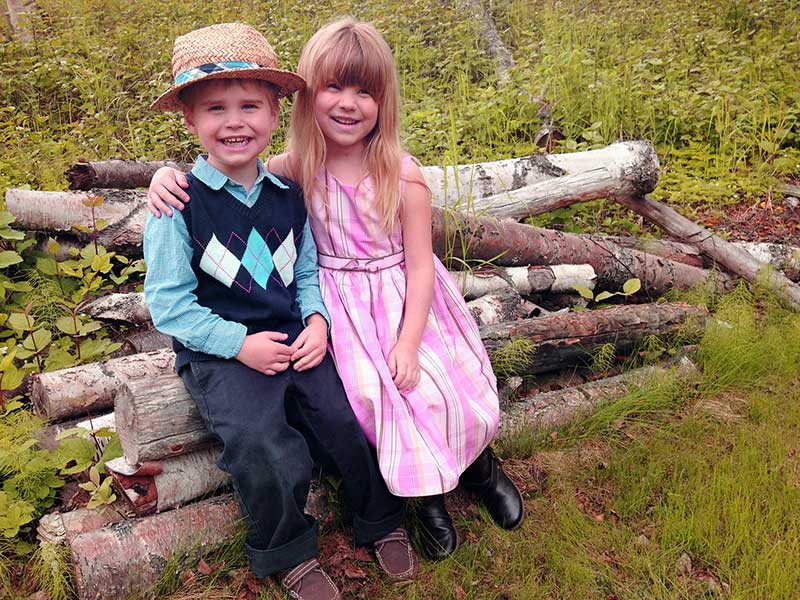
top-left (8, 141), bottom-right (794, 598)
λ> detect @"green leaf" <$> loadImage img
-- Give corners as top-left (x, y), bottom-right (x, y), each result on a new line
top-left (0, 251), bottom-right (23, 269)
top-left (7, 313), bottom-right (34, 332)
top-left (0, 211), bottom-right (17, 228)
top-left (55, 316), bottom-right (78, 335)
top-left (594, 291), bottom-right (615, 302)
top-left (90, 254), bottom-right (113, 273)
top-left (36, 256), bottom-right (59, 276)
top-left (22, 329), bottom-right (52, 352)
top-left (0, 229), bottom-right (25, 241)
top-left (96, 433), bottom-right (122, 474)
top-left (622, 278), bottom-right (642, 295)
top-left (78, 321), bottom-right (102, 336)
top-left (573, 285), bottom-right (595, 300)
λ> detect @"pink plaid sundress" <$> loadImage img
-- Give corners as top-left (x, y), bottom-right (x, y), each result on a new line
top-left (308, 156), bottom-right (499, 497)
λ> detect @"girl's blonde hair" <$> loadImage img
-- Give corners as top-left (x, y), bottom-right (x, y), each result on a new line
top-left (287, 17), bottom-right (404, 232)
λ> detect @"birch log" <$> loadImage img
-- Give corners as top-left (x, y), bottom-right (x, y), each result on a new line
top-left (70, 495), bottom-right (240, 600)
top-left (602, 236), bottom-right (800, 281)
top-left (466, 288), bottom-right (536, 325)
top-left (30, 348), bottom-right (175, 422)
top-left (104, 449), bottom-right (230, 516)
top-left (615, 194), bottom-right (800, 311)
top-left (3, 188), bottom-right (147, 249)
top-left (452, 264), bottom-right (596, 300)
top-left (83, 292), bottom-right (151, 324)
top-left (115, 375), bottom-right (212, 464)
top-left (66, 160), bottom-right (191, 191)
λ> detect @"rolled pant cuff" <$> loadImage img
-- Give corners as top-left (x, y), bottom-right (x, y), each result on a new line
top-left (247, 521), bottom-right (319, 578)
top-left (352, 505), bottom-right (406, 547)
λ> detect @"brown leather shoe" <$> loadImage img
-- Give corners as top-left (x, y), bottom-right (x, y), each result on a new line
top-left (280, 558), bottom-right (341, 600)
top-left (372, 527), bottom-right (419, 581)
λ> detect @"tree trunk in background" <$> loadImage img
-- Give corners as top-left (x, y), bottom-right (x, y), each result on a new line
top-left (30, 348), bottom-right (174, 422)
top-left (5, 0), bottom-right (38, 42)
top-left (615, 194), bottom-right (800, 311)
top-left (455, 0), bottom-right (514, 84)
top-left (66, 160), bottom-right (191, 191)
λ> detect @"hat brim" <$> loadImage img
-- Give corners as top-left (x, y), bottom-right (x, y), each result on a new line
top-left (151, 67), bottom-right (305, 111)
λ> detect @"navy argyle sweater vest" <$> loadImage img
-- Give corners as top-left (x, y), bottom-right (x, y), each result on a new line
top-left (173, 172), bottom-right (307, 370)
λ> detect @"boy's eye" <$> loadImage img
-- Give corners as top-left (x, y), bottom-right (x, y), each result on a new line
top-left (242, 103), bottom-right (258, 110)
top-left (208, 105), bottom-right (224, 112)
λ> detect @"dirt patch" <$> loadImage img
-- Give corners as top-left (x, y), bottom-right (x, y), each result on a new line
top-left (695, 194), bottom-right (800, 247)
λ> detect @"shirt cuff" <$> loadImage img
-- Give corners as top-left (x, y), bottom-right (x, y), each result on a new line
top-left (208, 320), bottom-right (248, 358)
top-left (301, 303), bottom-right (331, 332)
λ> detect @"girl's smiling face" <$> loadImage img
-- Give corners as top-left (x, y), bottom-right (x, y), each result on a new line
top-left (313, 82), bottom-right (379, 155)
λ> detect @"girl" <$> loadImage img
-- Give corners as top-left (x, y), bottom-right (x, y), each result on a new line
top-left (147, 17), bottom-right (524, 560)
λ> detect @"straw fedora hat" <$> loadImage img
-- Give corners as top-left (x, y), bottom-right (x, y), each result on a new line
top-left (151, 23), bottom-right (305, 111)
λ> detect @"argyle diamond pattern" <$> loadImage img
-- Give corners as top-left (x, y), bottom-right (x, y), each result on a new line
top-left (199, 233), bottom-right (241, 288)
top-left (241, 229), bottom-right (274, 289)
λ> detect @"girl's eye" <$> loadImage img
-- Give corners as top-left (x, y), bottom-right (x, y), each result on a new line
top-left (326, 82), bottom-right (341, 91)
top-left (358, 89), bottom-right (372, 97)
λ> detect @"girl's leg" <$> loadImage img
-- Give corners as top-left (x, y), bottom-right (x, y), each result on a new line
top-left (416, 494), bottom-right (458, 560)
top-left (459, 447), bottom-right (525, 530)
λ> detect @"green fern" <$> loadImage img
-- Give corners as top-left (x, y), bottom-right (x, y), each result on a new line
top-left (488, 338), bottom-right (536, 380)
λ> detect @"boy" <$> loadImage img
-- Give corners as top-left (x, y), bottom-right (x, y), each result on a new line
top-left (144, 23), bottom-right (417, 600)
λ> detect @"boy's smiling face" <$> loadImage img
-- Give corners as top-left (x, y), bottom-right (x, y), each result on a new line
top-left (182, 79), bottom-right (279, 188)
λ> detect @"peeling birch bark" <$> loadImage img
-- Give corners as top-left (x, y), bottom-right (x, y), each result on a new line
top-left (452, 264), bottom-right (596, 300)
top-left (105, 449), bottom-right (230, 516)
top-left (83, 293), bottom-right (151, 324)
top-left (466, 288), bottom-right (536, 325)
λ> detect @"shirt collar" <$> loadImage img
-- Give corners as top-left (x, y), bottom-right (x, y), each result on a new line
top-left (191, 155), bottom-right (288, 191)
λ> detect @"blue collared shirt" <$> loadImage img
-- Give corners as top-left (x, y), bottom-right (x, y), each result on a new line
top-left (143, 156), bottom-right (329, 359)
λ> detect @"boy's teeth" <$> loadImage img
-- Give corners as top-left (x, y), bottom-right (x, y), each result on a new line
top-left (223, 137), bottom-right (248, 144)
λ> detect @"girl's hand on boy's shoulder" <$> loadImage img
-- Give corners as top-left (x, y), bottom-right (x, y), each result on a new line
top-left (290, 313), bottom-right (328, 371)
top-left (388, 341), bottom-right (420, 391)
top-left (147, 167), bottom-right (190, 218)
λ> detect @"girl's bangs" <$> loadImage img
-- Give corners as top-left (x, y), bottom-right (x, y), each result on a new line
top-left (314, 36), bottom-right (386, 98)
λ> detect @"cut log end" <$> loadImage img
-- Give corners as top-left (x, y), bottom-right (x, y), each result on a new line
top-left (65, 163), bottom-right (96, 191)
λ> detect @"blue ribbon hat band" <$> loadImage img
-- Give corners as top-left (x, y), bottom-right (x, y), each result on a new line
top-left (174, 61), bottom-right (261, 85)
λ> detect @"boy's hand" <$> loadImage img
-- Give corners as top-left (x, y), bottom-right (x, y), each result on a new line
top-left (387, 341), bottom-right (420, 391)
top-left (290, 314), bottom-right (328, 371)
top-left (147, 167), bottom-right (190, 217)
top-left (236, 331), bottom-right (292, 375)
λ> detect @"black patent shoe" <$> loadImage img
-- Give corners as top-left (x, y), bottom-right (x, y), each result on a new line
top-left (416, 494), bottom-right (459, 560)
top-left (460, 448), bottom-right (525, 530)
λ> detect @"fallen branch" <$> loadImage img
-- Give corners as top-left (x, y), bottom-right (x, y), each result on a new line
top-left (432, 207), bottom-right (735, 297)
top-left (456, 0), bottom-right (515, 84)
top-left (615, 194), bottom-right (800, 310)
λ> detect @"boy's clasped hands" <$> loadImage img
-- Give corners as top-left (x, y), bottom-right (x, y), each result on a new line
top-left (237, 313), bottom-right (328, 376)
